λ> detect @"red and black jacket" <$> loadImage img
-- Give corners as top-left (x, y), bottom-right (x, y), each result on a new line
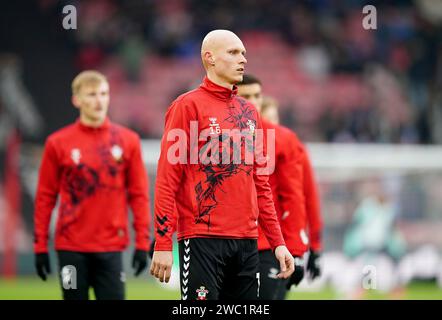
top-left (154, 77), bottom-right (285, 251)
top-left (34, 118), bottom-right (151, 253)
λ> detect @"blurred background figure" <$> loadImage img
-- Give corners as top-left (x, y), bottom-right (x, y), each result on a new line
top-left (342, 177), bottom-right (407, 299)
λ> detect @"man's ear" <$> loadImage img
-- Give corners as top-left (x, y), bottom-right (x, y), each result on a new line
top-left (205, 51), bottom-right (215, 66)
top-left (72, 95), bottom-right (80, 109)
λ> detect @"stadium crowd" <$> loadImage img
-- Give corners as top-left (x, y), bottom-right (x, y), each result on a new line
top-left (32, 0), bottom-right (442, 144)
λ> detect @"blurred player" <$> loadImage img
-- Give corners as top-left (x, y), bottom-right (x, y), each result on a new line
top-left (33, 70), bottom-right (152, 300)
top-left (237, 74), bottom-right (323, 299)
top-left (150, 29), bottom-right (294, 300)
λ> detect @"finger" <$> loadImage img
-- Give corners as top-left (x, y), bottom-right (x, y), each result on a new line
top-left (150, 260), bottom-right (159, 277)
top-left (279, 257), bottom-right (287, 274)
top-left (288, 257), bottom-right (295, 273)
top-left (164, 265), bottom-right (172, 283)
top-left (278, 259), bottom-right (294, 279)
top-left (277, 269), bottom-right (291, 279)
top-left (158, 265), bottom-right (166, 283)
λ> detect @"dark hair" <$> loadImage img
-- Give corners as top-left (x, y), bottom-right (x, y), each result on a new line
top-left (238, 74), bottom-right (261, 86)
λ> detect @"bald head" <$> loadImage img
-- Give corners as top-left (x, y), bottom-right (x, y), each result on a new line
top-left (201, 30), bottom-right (242, 69)
top-left (200, 30), bottom-right (247, 87)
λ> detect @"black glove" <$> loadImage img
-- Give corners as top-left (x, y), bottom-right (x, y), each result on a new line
top-left (286, 256), bottom-right (304, 289)
top-left (306, 250), bottom-right (321, 280)
top-left (35, 253), bottom-right (51, 281)
top-left (149, 239), bottom-right (155, 259)
top-left (132, 249), bottom-right (148, 277)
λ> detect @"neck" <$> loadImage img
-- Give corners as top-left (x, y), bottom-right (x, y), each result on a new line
top-left (79, 114), bottom-right (106, 128)
top-left (207, 71), bottom-right (234, 90)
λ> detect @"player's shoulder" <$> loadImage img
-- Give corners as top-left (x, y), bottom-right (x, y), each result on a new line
top-left (277, 124), bottom-right (301, 141)
top-left (109, 122), bottom-right (140, 141)
top-left (234, 95), bottom-right (259, 113)
top-left (45, 123), bottom-right (77, 144)
top-left (276, 124), bottom-right (307, 152)
top-left (172, 88), bottom-right (201, 105)
top-left (166, 88), bottom-right (201, 116)
top-left (234, 95), bottom-right (255, 108)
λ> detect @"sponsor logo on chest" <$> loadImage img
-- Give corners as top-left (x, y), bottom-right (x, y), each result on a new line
top-left (208, 117), bottom-right (221, 135)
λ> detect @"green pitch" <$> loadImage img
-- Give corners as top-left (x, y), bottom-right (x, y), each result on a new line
top-left (0, 277), bottom-right (441, 300)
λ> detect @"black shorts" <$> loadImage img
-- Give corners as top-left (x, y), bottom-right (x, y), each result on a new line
top-left (178, 238), bottom-right (260, 300)
top-left (57, 250), bottom-right (125, 300)
top-left (258, 249), bottom-right (289, 300)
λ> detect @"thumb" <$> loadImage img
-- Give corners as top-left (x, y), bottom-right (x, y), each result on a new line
top-left (279, 256), bottom-right (287, 273)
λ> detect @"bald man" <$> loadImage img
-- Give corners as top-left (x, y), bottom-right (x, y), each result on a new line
top-left (150, 30), bottom-right (294, 300)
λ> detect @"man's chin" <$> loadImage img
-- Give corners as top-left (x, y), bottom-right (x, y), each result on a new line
top-left (88, 114), bottom-right (107, 124)
top-left (232, 74), bottom-right (244, 84)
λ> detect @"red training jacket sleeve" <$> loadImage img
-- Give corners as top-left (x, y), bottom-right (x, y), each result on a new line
top-left (154, 99), bottom-right (194, 251)
top-left (34, 138), bottom-right (60, 253)
top-left (127, 135), bottom-right (152, 251)
top-left (302, 144), bottom-right (323, 252)
top-left (277, 131), bottom-right (308, 256)
top-left (254, 116), bottom-right (285, 250)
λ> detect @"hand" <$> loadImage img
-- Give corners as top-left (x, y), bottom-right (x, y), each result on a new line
top-left (132, 249), bottom-right (149, 277)
top-left (306, 250), bottom-right (321, 280)
top-left (286, 256), bottom-right (305, 289)
top-left (35, 253), bottom-right (51, 281)
top-left (150, 251), bottom-right (173, 283)
top-left (274, 245), bottom-right (294, 279)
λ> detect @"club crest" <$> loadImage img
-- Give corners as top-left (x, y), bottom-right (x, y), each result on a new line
top-left (110, 145), bottom-right (123, 162)
top-left (196, 286), bottom-right (209, 300)
top-left (247, 119), bottom-right (255, 135)
top-left (70, 148), bottom-right (81, 165)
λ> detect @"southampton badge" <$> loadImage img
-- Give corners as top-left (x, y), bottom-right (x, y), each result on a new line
top-left (110, 145), bottom-right (123, 162)
top-left (247, 119), bottom-right (255, 135)
top-left (196, 286), bottom-right (209, 300)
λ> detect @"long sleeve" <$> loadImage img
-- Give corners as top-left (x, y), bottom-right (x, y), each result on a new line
top-left (127, 135), bottom-right (152, 250)
top-left (154, 99), bottom-right (194, 251)
top-left (254, 117), bottom-right (285, 250)
top-left (34, 138), bottom-right (60, 253)
top-left (277, 132), bottom-right (308, 256)
top-left (301, 145), bottom-right (323, 252)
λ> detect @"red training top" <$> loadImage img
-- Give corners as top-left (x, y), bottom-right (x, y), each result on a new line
top-left (34, 118), bottom-right (151, 253)
top-left (257, 120), bottom-right (308, 256)
top-left (154, 77), bottom-right (285, 251)
top-left (300, 143), bottom-right (323, 252)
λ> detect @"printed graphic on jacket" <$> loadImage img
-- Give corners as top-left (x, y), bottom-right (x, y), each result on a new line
top-left (194, 100), bottom-right (256, 229)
